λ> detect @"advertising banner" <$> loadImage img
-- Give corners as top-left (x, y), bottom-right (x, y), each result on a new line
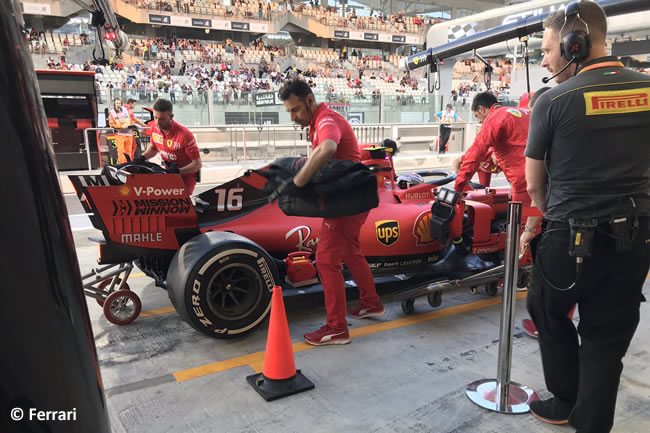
top-left (254, 92), bottom-right (280, 107)
top-left (22, 2), bottom-right (52, 15)
top-left (192, 18), bottom-right (212, 28)
top-left (149, 14), bottom-right (171, 25)
top-left (231, 21), bottom-right (251, 31)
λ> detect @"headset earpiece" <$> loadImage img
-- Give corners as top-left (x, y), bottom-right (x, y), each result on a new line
top-left (560, 1), bottom-right (591, 62)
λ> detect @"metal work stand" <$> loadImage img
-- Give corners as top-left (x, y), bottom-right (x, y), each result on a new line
top-left (466, 202), bottom-right (539, 413)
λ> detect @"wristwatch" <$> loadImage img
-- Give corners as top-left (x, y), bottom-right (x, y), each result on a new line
top-left (523, 225), bottom-right (536, 234)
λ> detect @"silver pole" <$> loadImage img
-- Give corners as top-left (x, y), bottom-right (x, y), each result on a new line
top-left (495, 201), bottom-right (522, 409)
top-left (84, 128), bottom-right (92, 170)
top-left (466, 201), bottom-right (539, 414)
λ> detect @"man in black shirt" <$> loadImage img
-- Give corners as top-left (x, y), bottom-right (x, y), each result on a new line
top-left (524, 2), bottom-right (650, 431)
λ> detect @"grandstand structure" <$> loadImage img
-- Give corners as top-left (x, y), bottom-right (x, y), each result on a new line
top-left (21, 0), bottom-right (550, 127)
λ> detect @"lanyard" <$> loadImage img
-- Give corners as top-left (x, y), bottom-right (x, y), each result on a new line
top-left (578, 61), bottom-right (624, 74)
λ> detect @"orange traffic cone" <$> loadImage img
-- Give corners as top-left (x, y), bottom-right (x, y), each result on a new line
top-left (246, 286), bottom-right (314, 401)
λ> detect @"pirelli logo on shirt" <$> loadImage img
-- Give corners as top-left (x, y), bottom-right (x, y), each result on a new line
top-left (584, 87), bottom-right (650, 115)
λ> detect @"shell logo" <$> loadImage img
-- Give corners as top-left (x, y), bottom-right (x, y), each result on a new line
top-left (118, 186), bottom-right (131, 197)
top-left (413, 210), bottom-right (434, 246)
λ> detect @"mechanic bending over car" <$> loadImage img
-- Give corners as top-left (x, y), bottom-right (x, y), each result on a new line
top-left (279, 78), bottom-right (385, 346)
top-left (139, 98), bottom-right (202, 195)
top-left (524, 1), bottom-right (650, 430)
top-left (452, 148), bottom-right (500, 187)
top-left (453, 91), bottom-right (542, 244)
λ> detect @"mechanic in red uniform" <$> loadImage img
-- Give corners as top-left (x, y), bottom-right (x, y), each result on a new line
top-left (279, 78), bottom-right (385, 346)
top-left (140, 98), bottom-right (202, 194)
top-left (452, 148), bottom-right (500, 187)
top-left (454, 91), bottom-right (540, 236)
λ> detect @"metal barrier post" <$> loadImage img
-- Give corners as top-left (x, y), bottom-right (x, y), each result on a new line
top-left (243, 127), bottom-right (247, 161)
top-left (466, 202), bottom-right (538, 414)
top-left (84, 129), bottom-right (92, 170)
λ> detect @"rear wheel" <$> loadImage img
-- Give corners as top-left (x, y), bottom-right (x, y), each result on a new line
top-left (168, 232), bottom-right (279, 339)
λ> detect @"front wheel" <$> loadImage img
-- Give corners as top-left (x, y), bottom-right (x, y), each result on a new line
top-left (167, 232), bottom-right (280, 339)
top-left (103, 290), bottom-right (141, 325)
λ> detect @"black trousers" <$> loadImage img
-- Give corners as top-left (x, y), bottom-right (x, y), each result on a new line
top-left (527, 217), bottom-right (649, 433)
top-left (439, 125), bottom-right (451, 153)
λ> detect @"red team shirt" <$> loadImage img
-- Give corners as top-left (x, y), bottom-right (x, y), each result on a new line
top-left (455, 104), bottom-right (531, 205)
top-left (150, 120), bottom-right (201, 193)
top-left (309, 103), bottom-right (360, 161)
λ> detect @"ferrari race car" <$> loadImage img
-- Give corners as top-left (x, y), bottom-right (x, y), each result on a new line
top-left (70, 147), bottom-right (533, 339)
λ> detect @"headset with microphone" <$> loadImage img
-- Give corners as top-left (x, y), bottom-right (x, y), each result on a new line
top-left (542, 1), bottom-right (591, 83)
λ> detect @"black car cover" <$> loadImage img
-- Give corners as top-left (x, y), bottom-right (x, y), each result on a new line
top-left (261, 157), bottom-right (379, 218)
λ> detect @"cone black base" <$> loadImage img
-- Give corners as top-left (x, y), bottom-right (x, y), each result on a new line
top-left (246, 370), bottom-right (315, 401)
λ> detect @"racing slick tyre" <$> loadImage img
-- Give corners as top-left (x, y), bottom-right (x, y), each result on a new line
top-left (401, 298), bottom-right (415, 315)
top-left (103, 290), bottom-right (142, 326)
top-left (427, 290), bottom-right (442, 308)
top-left (96, 278), bottom-right (130, 307)
top-left (167, 232), bottom-right (280, 339)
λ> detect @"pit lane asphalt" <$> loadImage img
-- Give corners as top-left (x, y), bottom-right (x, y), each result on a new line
top-left (71, 224), bottom-right (650, 433)
top-left (64, 159), bottom-right (650, 432)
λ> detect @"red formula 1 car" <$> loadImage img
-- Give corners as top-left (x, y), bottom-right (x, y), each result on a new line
top-left (70, 148), bottom-right (534, 338)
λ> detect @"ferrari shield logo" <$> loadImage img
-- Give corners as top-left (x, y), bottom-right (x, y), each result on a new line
top-left (376, 220), bottom-right (400, 246)
top-left (166, 139), bottom-right (173, 148)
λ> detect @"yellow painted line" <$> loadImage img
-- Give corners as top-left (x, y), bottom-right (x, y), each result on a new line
top-left (129, 272), bottom-right (146, 279)
top-left (174, 353), bottom-right (266, 381)
top-left (248, 360), bottom-right (265, 374)
top-left (139, 305), bottom-right (176, 318)
top-left (173, 292), bottom-right (527, 383)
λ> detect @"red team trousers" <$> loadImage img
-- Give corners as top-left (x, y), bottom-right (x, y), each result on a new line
top-left (316, 211), bottom-right (379, 331)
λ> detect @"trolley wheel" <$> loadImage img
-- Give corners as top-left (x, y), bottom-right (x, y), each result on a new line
top-left (470, 286), bottom-right (477, 295)
top-left (401, 298), bottom-right (415, 315)
top-left (96, 278), bottom-right (130, 307)
top-left (103, 290), bottom-right (142, 326)
top-left (485, 282), bottom-right (499, 297)
top-left (427, 290), bottom-right (442, 308)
